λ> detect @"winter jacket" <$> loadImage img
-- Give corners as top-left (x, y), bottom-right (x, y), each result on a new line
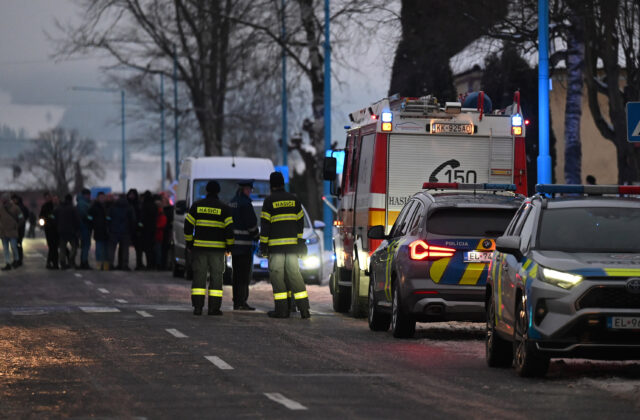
top-left (53, 201), bottom-right (81, 241)
top-left (184, 195), bottom-right (234, 251)
top-left (141, 197), bottom-right (158, 247)
top-left (259, 189), bottom-right (304, 254)
top-left (76, 195), bottom-right (92, 229)
top-left (0, 200), bottom-right (22, 238)
top-left (155, 207), bottom-right (167, 243)
top-left (230, 190), bottom-right (259, 255)
top-left (107, 196), bottom-right (136, 237)
top-left (88, 201), bottom-right (108, 241)
top-left (39, 201), bottom-right (57, 234)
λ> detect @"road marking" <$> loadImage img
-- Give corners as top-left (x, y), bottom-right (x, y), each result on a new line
top-left (98, 288), bottom-right (110, 294)
top-left (264, 393), bottom-right (307, 411)
top-left (80, 306), bottom-right (120, 313)
top-left (84, 280), bottom-right (93, 286)
top-left (205, 355), bottom-right (234, 370)
top-left (136, 310), bottom-right (153, 318)
top-left (166, 328), bottom-right (187, 338)
top-left (284, 373), bottom-right (390, 377)
top-left (74, 273), bottom-right (82, 278)
top-left (11, 309), bottom-right (47, 316)
top-left (115, 298), bottom-right (128, 304)
top-left (25, 252), bottom-right (41, 258)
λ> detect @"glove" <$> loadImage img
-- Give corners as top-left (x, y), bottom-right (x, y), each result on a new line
top-left (259, 242), bottom-right (268, 258)
top-left (297, 239), bottom-right (307, 257)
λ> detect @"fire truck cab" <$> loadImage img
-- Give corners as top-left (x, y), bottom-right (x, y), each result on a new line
top-left (325, 93), bottom-right (528, 316)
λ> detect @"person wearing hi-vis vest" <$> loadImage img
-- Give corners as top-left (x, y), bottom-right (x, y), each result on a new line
top-left (184, 180), bottom-right (234, 316)
top-left (259, 172), bottom-right (310, 319)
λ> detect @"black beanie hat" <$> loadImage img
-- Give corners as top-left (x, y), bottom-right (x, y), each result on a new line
top-left (269, 171), bottom-right (285, 188)
top-left (206, 180), bottom-right (221, 195)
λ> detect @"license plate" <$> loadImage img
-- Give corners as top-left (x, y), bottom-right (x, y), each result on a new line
top-left (431, 122), bottom-right (474, 134)
top-left (607, 317), bottom-right (640, 329)
top-left (464, 251), bottom-right (492, 263)
top-left (260, 259), bottom-right (269, 269)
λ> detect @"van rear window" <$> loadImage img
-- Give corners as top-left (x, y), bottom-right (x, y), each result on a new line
top-left (427, 208), bottom-right (516, 237)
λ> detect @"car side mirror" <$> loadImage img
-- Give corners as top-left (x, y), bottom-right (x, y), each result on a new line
top-left (175, 200), bottom-right (187, 215)
top-left (313, 220), bottom-right (326, 229)
top-left (496, 235), bottom-right (523, 261)
top-left (323, 157), bottom-right (337, 181)
top-left (367, 225), bottom-right (387, 240)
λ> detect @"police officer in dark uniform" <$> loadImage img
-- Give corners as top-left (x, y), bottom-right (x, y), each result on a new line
top-left (184, 181), bottom-right (234, 316)
top-left (259, 172), bottom-right (310, 319)
top-left (230, 180), bottom-right (259, 310)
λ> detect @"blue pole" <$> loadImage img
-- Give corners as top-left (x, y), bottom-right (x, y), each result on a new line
top-left (281, 0), bottom-right (288, 191)
top-left (174, 44), bottom-right (180, 179)
top-left (323, 0), bottom-right (332, 251)
top-left (538, 0), bottom-right (552, 184)
top-left (161, 73), bottom-right (166, 191)
top-left (121, 90), bottom-right (126, 193)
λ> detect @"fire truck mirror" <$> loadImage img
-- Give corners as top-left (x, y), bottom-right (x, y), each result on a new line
top-left (323, 157), bottom-right (337, 181)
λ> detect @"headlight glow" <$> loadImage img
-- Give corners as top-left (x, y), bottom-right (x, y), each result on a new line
top-left (540, 267), bottom-right (583, 289)
top-left (38, 218), bottom-right (45, 226)
top-left (301, 255), bottom-right (321, 270)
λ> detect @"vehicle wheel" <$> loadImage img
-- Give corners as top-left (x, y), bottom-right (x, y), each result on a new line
top-left (331, 265), bottom-right (351, 313)
top-left (513, 297), bottom-right (549, 377)
top-left (350, 259), bottom-right (368, 318)
top-left (486, 295), bottom-right (513, 367)
top-left (368, 274), bottom-right (391, 331)
top-left (391, 280), bottom-right (415, 338)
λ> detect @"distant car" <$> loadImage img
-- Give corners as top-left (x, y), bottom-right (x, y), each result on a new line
top-left (486, 184), bottom-right (640, 377)
top-left (251, 205), bottom-right (325, 284)
top-left (367, 183), bottom-right (524, 338)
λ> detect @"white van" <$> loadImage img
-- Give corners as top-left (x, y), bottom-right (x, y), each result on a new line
top-left (171, 157), bottom-right (274, 276)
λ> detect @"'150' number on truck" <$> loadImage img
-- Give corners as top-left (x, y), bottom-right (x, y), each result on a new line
top-left (429, 159), bottom-right (478, 183)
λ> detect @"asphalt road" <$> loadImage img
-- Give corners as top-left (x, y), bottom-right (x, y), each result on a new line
top-left (2, 239), bottom-right (640, 419)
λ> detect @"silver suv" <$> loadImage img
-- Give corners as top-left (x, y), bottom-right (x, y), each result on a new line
top-left (486, 184), bottom-right (640, 377)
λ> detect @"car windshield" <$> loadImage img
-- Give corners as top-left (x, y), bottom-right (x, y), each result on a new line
top-left (193, 179), bottom-right (270, 204)
top-left (426, 208), bottom-right (516, 236)
top-left (537, 207), bottom-right (640, 253)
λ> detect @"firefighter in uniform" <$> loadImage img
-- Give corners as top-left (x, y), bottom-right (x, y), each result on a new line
top-left (259, 172), bottom-right (310, 319)
top-left (184, 181), bottom-right (234, 316)
top-left (230, 180), bottom-right (259, 310)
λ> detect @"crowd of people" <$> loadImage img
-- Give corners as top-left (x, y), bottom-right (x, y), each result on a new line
top-left (37, 189), bottom-right (174, 271)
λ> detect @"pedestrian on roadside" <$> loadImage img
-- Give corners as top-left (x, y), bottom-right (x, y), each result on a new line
top-left (39, 192), bottom-right (59, 269)
top-left (153, 195), bottom-right (167, 270)
top-left (184, 181), bottom-right (234, 316)
top-left (107, 194), bottom-right (136, 271)
top-left (127, 189), bottom-right (145, 270)
top-left (160, 193), bottom-right (174, 270)
top-left (141, 191), bottom-right (157, 270)
top-left (0, 193), bottom-right (23, 270)
top-left (230, 180), bottom-right (259, 310)
top-left (259, 172), bottom-right (310, 319)
top-left (11, 194), bottom-right (29, 265)
top-left (27, 207), bottom-right (36, 238)
top-left (76, 188), bottom-right (93, 269)
top-left (89, 192), bottom-right (109, 270)
top-left (54, 194), bottom-right (80, 269)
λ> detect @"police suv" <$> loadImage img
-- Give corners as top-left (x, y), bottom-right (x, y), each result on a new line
top-left (367, 183), bottom-right (523, 338)
top-left (486, 184), bottom-right (640, 377)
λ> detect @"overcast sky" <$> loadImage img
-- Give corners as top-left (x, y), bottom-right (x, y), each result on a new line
top-left (0, 0), bottom-right (393, 152)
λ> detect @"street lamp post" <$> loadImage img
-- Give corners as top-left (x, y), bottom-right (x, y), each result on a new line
top-left (323, 0), bottom-right (332, 251)
top-left (71, 86), bottom-right (127, 193)
top-left (538, 0), bottom-right (551, 185)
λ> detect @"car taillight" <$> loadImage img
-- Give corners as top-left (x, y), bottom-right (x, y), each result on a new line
top-left (408, 240), bottom-right (455, 261)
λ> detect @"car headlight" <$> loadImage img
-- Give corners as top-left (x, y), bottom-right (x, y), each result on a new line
top-left (38, 218), bottom-right (45, 226)
top-left (306, 235), bottom-right (319, 245)
top-left (539, 267), bottom-right (583, 289)
top-left (301, 255), bottom-right (321, 270)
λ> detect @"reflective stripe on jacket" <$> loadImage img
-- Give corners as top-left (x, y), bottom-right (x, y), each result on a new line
top-left (184, 196), bottom-right (234, 250)
top-left (259, 189), bottom-right (303, 254)
top-left (230, 191), bottom-right (259, 255)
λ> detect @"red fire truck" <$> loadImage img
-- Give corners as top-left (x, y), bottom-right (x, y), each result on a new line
top-left (324, 93), bottom-right (528, 316)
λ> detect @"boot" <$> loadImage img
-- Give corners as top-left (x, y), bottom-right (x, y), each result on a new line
top-left (267, 300), bottom-right (289, 318)
top-left (2, 264), bottom-right (11, 271)
top-left (208, 308), bottom-right (223, 316)
top-left (300, 309), bottom-right (311, 319)
top-left (193, 307), bottom-right (203, 315)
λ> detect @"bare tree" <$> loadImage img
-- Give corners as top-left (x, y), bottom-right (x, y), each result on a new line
top-left (18, 128), bottom-right (104, 196)
top-left (54, 0), bottom-right (266, 157)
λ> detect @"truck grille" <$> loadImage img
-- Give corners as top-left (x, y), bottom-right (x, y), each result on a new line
top-left (576, 286), bottom-right (640, 310)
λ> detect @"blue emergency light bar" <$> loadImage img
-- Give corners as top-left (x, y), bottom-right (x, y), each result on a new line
top-left (422, 182), bottom-right (517, 191)
top-left (536, 184), bottom-right (640, 195)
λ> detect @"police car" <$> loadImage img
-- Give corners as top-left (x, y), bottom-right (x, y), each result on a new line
top-left (486, 185), bottom-right (640, 377)
top-left (367, 183), bottom-right (524, 338)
